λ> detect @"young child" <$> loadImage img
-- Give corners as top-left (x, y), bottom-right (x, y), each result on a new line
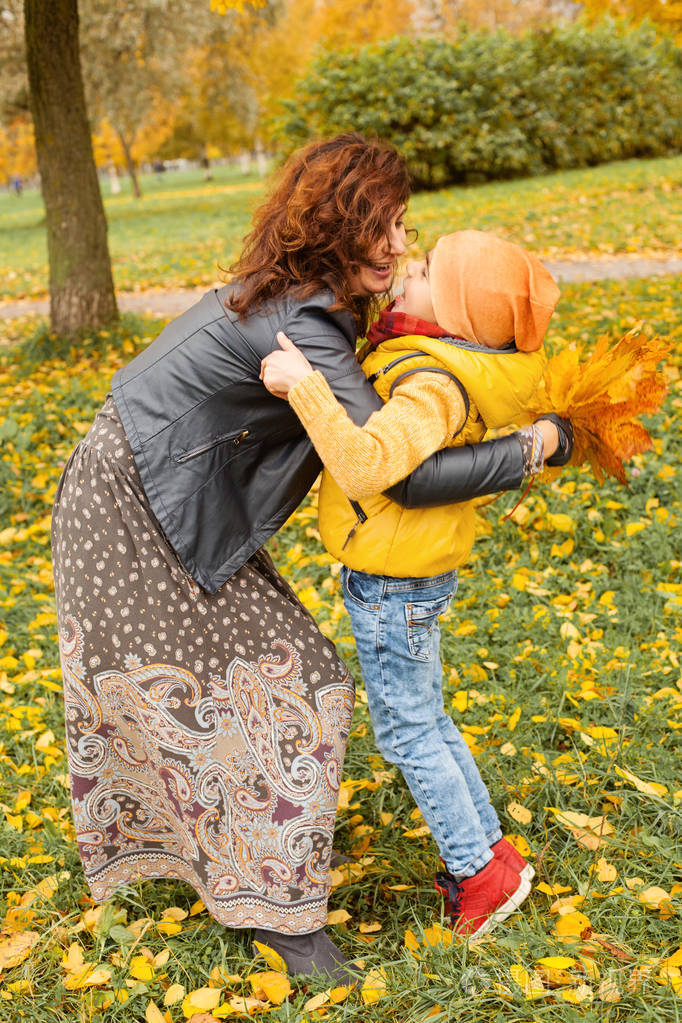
top-left (260, 230), bottom-right (569, 939)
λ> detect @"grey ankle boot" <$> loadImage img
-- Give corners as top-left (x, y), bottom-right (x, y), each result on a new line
top-left (253, 927), bottom-right (362, 983)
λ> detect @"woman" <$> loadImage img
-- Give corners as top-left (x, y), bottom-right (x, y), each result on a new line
top-left (52, 133), bottom-right (563, 980)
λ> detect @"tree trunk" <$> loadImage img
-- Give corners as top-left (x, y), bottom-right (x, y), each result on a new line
top-left (24, 0), bottom-right (117, 337)
top-left (116, 128), bottom-right (142, 199)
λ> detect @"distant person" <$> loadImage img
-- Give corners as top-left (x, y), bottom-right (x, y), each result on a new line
top-left (261, 230), bottom-right (572, 939)
top-left (12, 176), bottom-right (23, 196)
top-left (52, 134), bottom-right (567, 984)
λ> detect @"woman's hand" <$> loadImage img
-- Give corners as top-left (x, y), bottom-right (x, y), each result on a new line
top-left (260, 332), bottom-right (315, 400)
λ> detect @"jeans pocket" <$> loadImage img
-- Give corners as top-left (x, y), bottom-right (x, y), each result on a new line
top-left (404, 592), bottom-right (454, 662)
top-left (341, 567), bottom-right (380, 610)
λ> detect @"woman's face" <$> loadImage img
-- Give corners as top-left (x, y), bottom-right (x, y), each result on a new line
top-left (350, 207), bottom-right (407, 296)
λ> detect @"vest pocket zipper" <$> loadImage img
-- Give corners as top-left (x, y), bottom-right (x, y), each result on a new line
top-left (341, 499), bottom-right (368, 550)
top-left (174, 429), bottom-right (249, 463)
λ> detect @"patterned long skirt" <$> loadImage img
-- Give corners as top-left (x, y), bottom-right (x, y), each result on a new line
top-left (51, 396), bottom-right (354, 934)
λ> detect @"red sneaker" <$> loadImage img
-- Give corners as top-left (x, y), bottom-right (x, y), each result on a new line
top-left (491, 837), bottom-right (535, 883)
top-left (435, 857), bottom-right (531, 940)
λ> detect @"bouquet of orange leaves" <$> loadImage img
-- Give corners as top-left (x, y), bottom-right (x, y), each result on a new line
top-left (524, 327), bottom-right (671, 485)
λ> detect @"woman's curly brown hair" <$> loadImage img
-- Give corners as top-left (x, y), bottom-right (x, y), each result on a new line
top-left (226, 133), bottom-right (412, 336)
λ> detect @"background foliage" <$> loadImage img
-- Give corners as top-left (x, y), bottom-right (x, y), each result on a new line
top-left (278, 22), bottom-right (682, 188)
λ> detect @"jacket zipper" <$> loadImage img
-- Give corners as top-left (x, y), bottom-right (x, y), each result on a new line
top-left (341, 500), bottom-right (368, 550)
top-left (366, 352), bottom-right (426, 385)
top-left (174, 429), bottom-right (248, 464)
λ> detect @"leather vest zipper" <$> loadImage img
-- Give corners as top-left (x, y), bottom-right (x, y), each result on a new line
top-left (174, 429), bottom-right (248, 464)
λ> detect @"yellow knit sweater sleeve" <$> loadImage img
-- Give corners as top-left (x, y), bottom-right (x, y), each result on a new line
top-left (288, 369), bottom-right (467, 499)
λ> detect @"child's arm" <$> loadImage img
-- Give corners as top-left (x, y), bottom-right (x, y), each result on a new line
top-left (288, 369), bottom-right (467, 499)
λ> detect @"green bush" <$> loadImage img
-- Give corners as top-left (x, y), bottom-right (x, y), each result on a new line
top-left (277, 21), bottom-right (682, 189)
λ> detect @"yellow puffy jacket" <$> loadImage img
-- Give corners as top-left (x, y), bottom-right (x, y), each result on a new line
top-left (318, 334), bottom-right (545, 577)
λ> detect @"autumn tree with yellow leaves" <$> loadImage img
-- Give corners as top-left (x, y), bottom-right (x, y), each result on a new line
top-left (580, 0), bottom-right (682, 43)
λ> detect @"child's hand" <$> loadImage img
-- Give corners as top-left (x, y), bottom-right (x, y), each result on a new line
top-left (260, 332), bottom-right (314, 399)
top-left (535, 413), bottom-right (574, 466)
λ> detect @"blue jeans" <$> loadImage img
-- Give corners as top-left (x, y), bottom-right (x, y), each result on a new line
top-left (341, 566), bottom-right (502, 879)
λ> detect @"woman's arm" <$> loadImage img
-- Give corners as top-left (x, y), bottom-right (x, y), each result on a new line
top-left (288, 369), bottom-right (467, 499)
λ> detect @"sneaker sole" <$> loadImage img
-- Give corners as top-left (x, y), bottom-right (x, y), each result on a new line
top-left (466, 875), bottom-right (533, 941)
top-left (520, 864), bottom-right (535, 884)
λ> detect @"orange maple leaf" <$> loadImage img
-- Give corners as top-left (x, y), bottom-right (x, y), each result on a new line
top-left (524, 329), bottom-right (670, 484)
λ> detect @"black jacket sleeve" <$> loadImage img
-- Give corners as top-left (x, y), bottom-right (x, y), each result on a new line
top-left (283, 299), bottom-right (525, 508)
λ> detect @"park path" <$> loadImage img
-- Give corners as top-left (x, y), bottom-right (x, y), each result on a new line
top-left (2, 255), bottom-right (682, 321)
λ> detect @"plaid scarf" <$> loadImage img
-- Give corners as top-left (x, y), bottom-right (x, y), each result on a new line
top-left (366, 302), bottom-right (451, 349)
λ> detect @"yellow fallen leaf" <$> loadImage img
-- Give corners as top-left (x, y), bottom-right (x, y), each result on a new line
top-left (594, 857), bottom-right (617, 883)
top-left (145, 1002), bottom-right (166, 1023)
top-left (509, 963), bottom-right (546, 999)
top-left (550, 895), bottom-right (586, 915)
top-left (505, 834), bottom-right (531, 857)
top-left (663, 947), bottom-right (682, 969)
top-left (599, 977), bottom-right (621, 1002)
top-left (61, 942), bottom-right (112, 989)
top-left (559, 984), bottom-right (594, 1003)
top-left (304, 991), bottom-right (330, 1012)
top-left (249, 970), bottom-right (292, 1004)
top-left (578, 955), bottom-right (600, 981)
top-left (209, 966), bottom-right (241, 987)
top-left (536, 956), bottom-right (577, 969)
top-left (224, 995), bottom-right (270, 1013)
top-left (157, 921), bottom-right (182, 936)
top-left (507, 801), bottom-right (532, 825)
top-left (555, 911), bottom-right (593, 940)
top-left (536, 962), bottom-right (577, 987)
top-left (164, 984), bottom-right (185, 1006)
top-left (403, 825), bottom-right (431, 838)
top-left (536, 882), bottom-right (573, 897)
top-left (508, 706), bottom-right (522, 731)
top-left (639, 886), bottom-right (676, 917)
top-left (614, 765), bottom-right (668, 798)
top-left (35, 875), bottom-right (59, 900)
top-left (181, 986), bottom-right (221, 1018)
top-left (361, 967), bottom-right (387, 1005)
top-left (329, 985), bottom-right (352, 1003)
top-left (404, 929), bottom-right (422, 958)
top-left (63, 964), bottom-right (112, 990)
top-left (327, 909), bottom-right (351, 925)
top-left (422, 924), bottom-right (453, 948)
top-left (549, 808), bottom-right (613, 849)
top-left (129, 955), bottom-right (155, 981)
top-left (547, 512), bottom-right (574, 532)
top-left (0, 931), bottom-right (40, 971)
top-left (252, 940), bottom-right (287, 973)
top-left (161, 906), bottom-right (188, 921)
top-left (359, 922), bottom-right (382, 933)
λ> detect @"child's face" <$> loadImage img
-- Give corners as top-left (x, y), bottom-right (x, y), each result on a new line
top-left (394, 255), bottom-right (437, 324)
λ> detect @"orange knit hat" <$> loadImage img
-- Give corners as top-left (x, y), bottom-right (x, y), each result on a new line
top-left (429, 230), bottom-right (560, 352)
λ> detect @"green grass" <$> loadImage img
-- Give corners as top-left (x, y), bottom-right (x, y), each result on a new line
top-left (0, 270), bottom-right (680, 1019)
top-left (2, 154), bottom-right (682, 302)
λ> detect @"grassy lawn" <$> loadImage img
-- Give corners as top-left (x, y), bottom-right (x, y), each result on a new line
top-left (1, 154), bottom-right (682, 301)
top-left (0, 165), bottom-right (680, 1019)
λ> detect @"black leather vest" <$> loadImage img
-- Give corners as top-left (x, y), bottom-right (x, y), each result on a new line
top-left (113, 286), bottom-right (524, 592)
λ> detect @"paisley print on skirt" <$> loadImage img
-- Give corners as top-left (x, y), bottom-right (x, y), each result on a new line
top-left (51, 397), bottom-right (354, 934)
